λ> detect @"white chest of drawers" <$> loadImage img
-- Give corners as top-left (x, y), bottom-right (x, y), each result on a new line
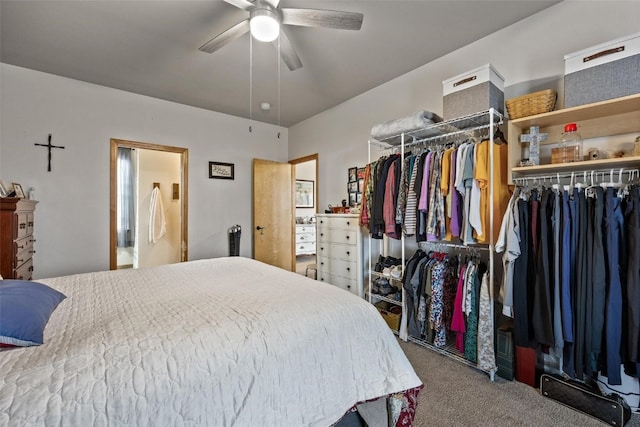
top-left (315, 213), bottom-right (363, 297)
top-left (295, 224), bottom-right (316, 255)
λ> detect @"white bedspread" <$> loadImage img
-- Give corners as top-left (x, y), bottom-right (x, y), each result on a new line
top-left (0, 257), bottom-right (421, 426)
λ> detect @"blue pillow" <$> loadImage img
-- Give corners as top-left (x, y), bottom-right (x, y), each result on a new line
top-left (0, 280), bottom-right (66, 347)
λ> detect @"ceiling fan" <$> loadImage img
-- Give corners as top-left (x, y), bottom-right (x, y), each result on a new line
top-left (199, 0), bottom-right (364, 71)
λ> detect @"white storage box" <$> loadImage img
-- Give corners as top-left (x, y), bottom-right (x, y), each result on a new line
top-left (564, 32), bottom-right (640, 108)
top-left (443, 64), bottom-right (505, 120)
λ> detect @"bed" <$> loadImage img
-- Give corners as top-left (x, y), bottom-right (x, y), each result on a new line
top-left (0, 257), bottom-right (422, 426)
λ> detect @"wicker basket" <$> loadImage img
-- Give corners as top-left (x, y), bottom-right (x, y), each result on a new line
top-left (506, 89), bottom-right (557, 119)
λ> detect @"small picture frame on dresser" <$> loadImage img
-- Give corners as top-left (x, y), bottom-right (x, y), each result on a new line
top-left (12, 183), bottom-right (25, 198)
top-left (0, 181), bottom-right (7, 197)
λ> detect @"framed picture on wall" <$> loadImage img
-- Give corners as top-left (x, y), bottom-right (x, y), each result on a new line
top-left (348, 167), bottom-right (357, 182)
top-left (349, 192), bottom-right (357, 206)
top-left (348, 181), bottom-right (358, 193)
top-left (295, 180), bottom-right (314, 208)
top-left (209, 161), bottom-right (234, 180)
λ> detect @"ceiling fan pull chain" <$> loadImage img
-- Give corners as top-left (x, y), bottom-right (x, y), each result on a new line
top-left (249, 34), bottom-right (253, 132)
top-left (277, 34), bottom-right (281, 132)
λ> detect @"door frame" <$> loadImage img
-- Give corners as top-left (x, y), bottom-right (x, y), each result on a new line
top-left (109, 139), bottom-right (189, 270)
top-left (289, 153), bottom-right (318, 266)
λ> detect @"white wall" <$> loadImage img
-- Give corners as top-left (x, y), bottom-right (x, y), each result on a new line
top-left (0, 64), bottom-right (288, 278)
top-left (288, 1), bottom-right (640, 210)
top-left (136, 150), bottom-right (181, 269)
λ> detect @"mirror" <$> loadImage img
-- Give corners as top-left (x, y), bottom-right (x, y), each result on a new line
top-left (290, 154), bottom-right (318, 276)
top-left (110, 139), bottom-right (188, 270)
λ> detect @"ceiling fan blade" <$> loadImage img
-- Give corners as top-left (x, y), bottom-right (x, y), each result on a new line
top-left (224, 0), bottom-right (254, 11)
top-left (281, 8), bottom-right (363, 30)
top-left (274, 29), bottom-right (302, 71)
top-left (264, 0), bottom-right (280, 7)
top-left (199, 19), bottom-right (250, 54)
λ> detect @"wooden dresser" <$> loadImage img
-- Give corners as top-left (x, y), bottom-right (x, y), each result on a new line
top-left (315, 213), bottom-right (364, 297)
top-left (0, 198), bottom-right (38, 280)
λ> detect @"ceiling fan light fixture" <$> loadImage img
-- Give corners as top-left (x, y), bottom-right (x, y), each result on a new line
top-left (250, 8), bottom-right (280, 42)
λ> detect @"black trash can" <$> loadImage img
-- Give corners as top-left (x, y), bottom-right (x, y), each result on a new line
top-left (228, 225), bottom-right (241, 256)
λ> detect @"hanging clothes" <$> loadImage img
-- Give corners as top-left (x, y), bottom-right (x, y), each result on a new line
top-left (149, 186), bottom-right (167, 244)
top-left (504, 179), bottom-right (640, 386)
top-left (451, 262), bottom-right (468, 353)
top-left (364, 137), bottom-right (509, 249)
top-left (359, 163), bottom-right (372, 226)
top-left (473, 139), bottom-right (510, 244)
top-left (477, 271), bottom-right (497, 373)
top-left (532, 188), bottom-right (554, 347)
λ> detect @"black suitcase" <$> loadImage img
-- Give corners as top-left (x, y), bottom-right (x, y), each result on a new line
top-left (540, 374), bottom-right (631, 426)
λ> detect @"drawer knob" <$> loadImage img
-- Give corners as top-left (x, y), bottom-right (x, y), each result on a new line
top-left (28, 222), bottom-right (34, 227)
top-left (346, 251), bottom-right (350, 255)
top-left (320, 233), bottom-right (324, 237)
top-left (321, 262), bottom-right (324, 265)
top-left (17, 245), bottom-right (24, 250)
top-left (347, 267), bottom-right (350, 271)
top-left (19, 223), bottom-right (26, 229)
top-left (300, 236), bottom-right (305, 240)
top-left (346, 235), bottom-right (350, 239)
top-left (30, 250), bottom-right (36, 254)
top-left (347, 285), bottom-right (351, 289)
top-left (28, 266), bottom-right (34, 272)
top-left (17, 258), bottom-right (23, 263)
top-left (347, 221), bottom-right (350, 225)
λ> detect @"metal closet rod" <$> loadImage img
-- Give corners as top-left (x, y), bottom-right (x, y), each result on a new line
top-left (418, 240), bottom-right (492, 252)
top-left (373, 109), bottom-right (505, 145)
top-left (371, 125), bottom-right (500, 152)
top-left (512, 168), bottom-right (640, 185)
top-left (406, 123), bottom-right (503, 147)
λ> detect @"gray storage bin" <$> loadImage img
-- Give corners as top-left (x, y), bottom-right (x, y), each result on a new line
top-left (564, 32), bottom-right (640, 108)
top-left (443, 64), bottom-right (505, 120)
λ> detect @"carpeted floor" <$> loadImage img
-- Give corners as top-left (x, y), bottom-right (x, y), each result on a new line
top-left (296, 254), bottom-right (316, 277)
top-left (398, 339), bottom-right (640, 426)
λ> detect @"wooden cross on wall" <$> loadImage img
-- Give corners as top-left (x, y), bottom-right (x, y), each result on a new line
top-left (34, 134), bottom-right (65, 172)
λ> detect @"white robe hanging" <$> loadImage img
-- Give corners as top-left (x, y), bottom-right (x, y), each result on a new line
top-left (149, 186), bottom-right (167, 243)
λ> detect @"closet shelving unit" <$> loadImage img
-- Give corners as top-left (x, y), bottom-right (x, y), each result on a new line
top-left (367, 108), bottom-right (503, 380)
top-left (508, 93), bottom-right (640, 182)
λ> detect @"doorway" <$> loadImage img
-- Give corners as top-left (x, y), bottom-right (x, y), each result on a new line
top-left (290, 154), bottom-right (318, 277)
top-left (109, 139), bottom-right (189, 270)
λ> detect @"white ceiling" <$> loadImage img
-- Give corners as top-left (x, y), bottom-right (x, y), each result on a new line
top-left (0, 0), bottom-right (559, 127)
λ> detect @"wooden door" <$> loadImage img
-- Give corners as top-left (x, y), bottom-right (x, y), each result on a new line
top-left (252, 158), bottom-right (294, 271)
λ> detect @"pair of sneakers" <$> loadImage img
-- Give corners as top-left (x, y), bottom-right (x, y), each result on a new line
top-left (382, 264), bottom-right (403, 280)
top-left (372, 277), bottom-right (399, 296)
top-left (374, 255), bottom-right (402, 273)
